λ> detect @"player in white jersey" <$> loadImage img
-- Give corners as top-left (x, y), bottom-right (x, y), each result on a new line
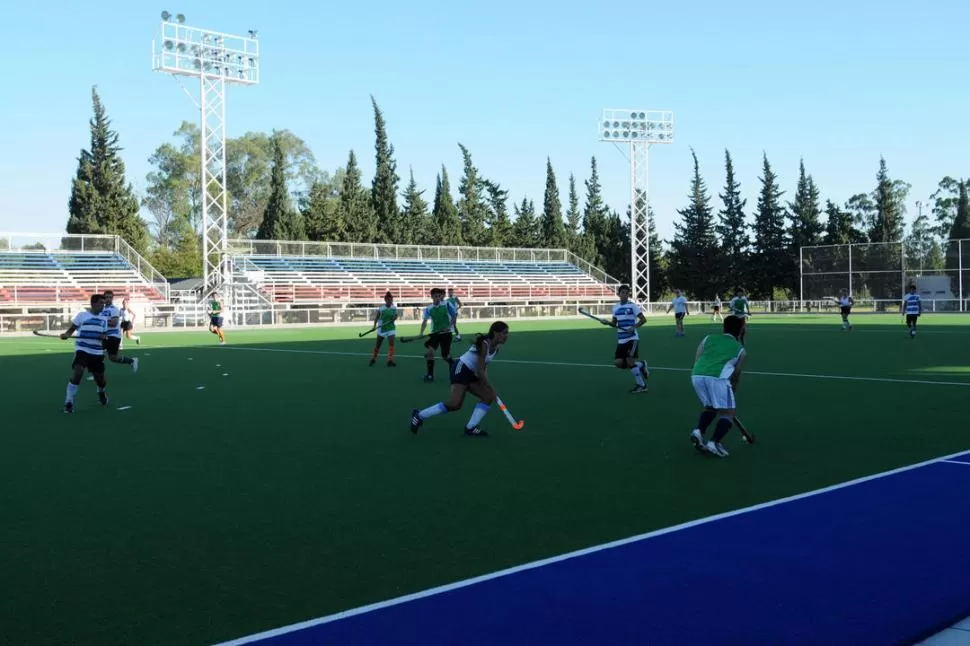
top-left (59, 294), bottom-right (110, 413)
top-left (902, 284), bottom-right (922, 338)
top-left (666, 289), bottom-right (689, 336)
top-left (100, 291), bottom-right (139, 373)
top-left (837, 289), bottom-right (854, 331)
top-left (607, 284), bottom-right (648, 393)
top-left (711, 296), bottom-right (723, 322)
top-left (410, 321), bottom-right (509, 437)
top-left (119, 297), bottom-right (140, 344)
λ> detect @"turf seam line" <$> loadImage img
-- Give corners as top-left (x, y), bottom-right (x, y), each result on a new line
top-left (206, 346), bottom-right (970, 388)
top-left (212, 449), bottom-right (970, 646)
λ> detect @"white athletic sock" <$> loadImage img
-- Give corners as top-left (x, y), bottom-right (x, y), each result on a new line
top-left (418, 403), bottom-right (448, 419)
top-left (65, 382), bottom-right (78, 403)
top-left (466, 402), bottom-right (491, 428)
top-left (631, 365), bottom-right (645, 387)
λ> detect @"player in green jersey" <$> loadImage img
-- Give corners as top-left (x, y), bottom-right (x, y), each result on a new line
top-left (208, 294), bottom-right (225, 344)
top-left (446, 288), bottom-right (463, 342)
top-left (688, 315), bottom-right (747, 457)
top-left (727, 288), bottom-right (750, 345)
top-left (370, 291), bottom-right (398, 367)
top-left (419, 288), bottom-right (458, 382)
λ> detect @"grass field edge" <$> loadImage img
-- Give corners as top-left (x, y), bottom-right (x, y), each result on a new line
top-left (212, 448), bottom-right (970, 646)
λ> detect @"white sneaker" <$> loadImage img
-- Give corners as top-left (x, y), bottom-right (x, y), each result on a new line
top-left (706, 441), bottom-right (729, 457)
top-left (691, 429), bottom-right (705, 452)
top-left (131, 357), bottom-right (139, 374)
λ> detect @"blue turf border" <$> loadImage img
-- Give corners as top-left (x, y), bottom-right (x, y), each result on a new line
top-left (217, 451), bottom-right (970, 646)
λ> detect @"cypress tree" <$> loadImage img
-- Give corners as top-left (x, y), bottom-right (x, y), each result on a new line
top-left (401, 169), bottom-right (431, 245)
top-left (751, 153), bottom-right (790, 298)
top-left (370, 97), bottom-right (401, 244)
top-left (338, 150), bottom-right (377, 243)
top-left (540, 158), bottom-right (567, 248)
top-left (432, 166), bottom-right (462, 245)
top-left (716, 149), bottom-right (750, 289)
top-left (668, 149), bottom-right (719, 297)
top-left (456, 144), bottom-right (488, 246)
top-left (256, 134), bottom-right (305, 240)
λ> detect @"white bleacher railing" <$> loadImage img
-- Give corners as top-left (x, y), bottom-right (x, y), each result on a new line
top-left (229, 238), bottom-right (574, 264)
top-left (0, 232), bottom-right (170, 302)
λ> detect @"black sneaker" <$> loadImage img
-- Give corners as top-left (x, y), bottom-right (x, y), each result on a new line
top-left (387, 360), bottom-right (396, 367)
top-left (410, 409), bottom-right (422, 434)
top-left (98, 390), bottom-right (109, 406)
top-left (464, 426), bottom-right (488, 437)
top-left (64, 402), bottom-right (74, 414)
top-left (629, 384), bottom-right (648, 394)
top-left (368, 358), bottom-right (376, 367)
top-left (423, 374), bottom-right (433, 382)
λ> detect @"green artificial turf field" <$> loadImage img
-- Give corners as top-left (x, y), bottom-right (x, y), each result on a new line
top-left (2, 313), bottom-right (969, 645)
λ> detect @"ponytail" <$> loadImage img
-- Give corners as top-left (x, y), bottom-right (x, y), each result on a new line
top-left (475, 320), bottom-right (509, 353)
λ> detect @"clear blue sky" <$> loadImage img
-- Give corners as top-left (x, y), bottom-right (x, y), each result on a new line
top-left (0, 0), bottom-right (967, 244)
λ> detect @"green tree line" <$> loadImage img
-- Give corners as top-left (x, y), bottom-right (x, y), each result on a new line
top-left (66, 87), bottom-right (970, 298)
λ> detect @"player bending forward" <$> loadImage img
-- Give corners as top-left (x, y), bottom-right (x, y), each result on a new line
top-left (101, 291), bottom-right (139, 373)
top-left (59, 294), bottom-right (110, 413)
top-left (689, 315), bottom-right (747, 457)
top-left (370, 291), bottom-right (398, 367)
top-left (410, 321), bottom-right (510, 437)
top-left (609, 284), bottom-right (649, 393)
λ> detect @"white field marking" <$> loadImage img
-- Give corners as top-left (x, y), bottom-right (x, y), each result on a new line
top-left (196, 386), bottom-right (205, 390)
top-left (208, 345), bottom-right (970, 388)
top-left (222, 373), bottom-right (230, 377)
top-left (940, 460), bottom-right (970, 466)
top-left (116, 406), bottom-right (132, 411)
top-left (213, 449), bottom-right (970, 646)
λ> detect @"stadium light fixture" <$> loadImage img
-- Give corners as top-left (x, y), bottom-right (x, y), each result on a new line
top-left (152, 13), bottom-right (260, 304)
top-left (597, 109), bottom-right (674, 303)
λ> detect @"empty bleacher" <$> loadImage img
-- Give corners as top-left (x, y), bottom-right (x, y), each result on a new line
top-left (235, 255), bottom-right (616, 303)
top-left (0, 251), bottom-right (168, 305)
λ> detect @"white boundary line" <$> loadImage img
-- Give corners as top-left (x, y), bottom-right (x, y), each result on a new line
top-left (214, 449), bottom-right (970, 646)
top-left (940, 460), bottom-right (970, 466)
top-left (208, 345), bottom-right (970, 388)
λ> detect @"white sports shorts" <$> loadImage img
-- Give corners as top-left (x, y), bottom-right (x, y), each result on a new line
top-left (378, 329), bottom-right (396, 338)
top-left (691, 375), bottom-right (736, 410)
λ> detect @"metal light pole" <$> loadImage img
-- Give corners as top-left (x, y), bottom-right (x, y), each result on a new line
top-left (597, 109), bottom-right (673, 303)
top-left (152, 11), bottom-right (260, 302)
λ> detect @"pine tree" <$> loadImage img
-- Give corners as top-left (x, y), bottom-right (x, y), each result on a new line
top-left (668, 149), bottom-right (720, 297)
top-left (945, 180), bottom-right (970, 274)
top-left (787, 159), bottom-right (824, 291)
top-left (302, 179), bottom-right (346, 241)
top-left (456, 144), bottom-right (488, 246)
top-left (432, 167), bottom-right (462, 245)
top-left (256, 135), bottom-right (305, 240)
top-left (338, 150), bottom-right (377, 243)
top-left (482, 179), bottom-right (513, 247)
top-left (823, 200), bottom-right (858, 245)
top-left (370, 96), bottom-right (401, 244)
top-left (869, 157), bottom-right (906, 243)
top-left (564, 173), bottom-right (582, 251)
top-left (716, 149), bottom-right (749, 290)
top-left (751, 153), bottom-right (790, 298)
top-left (67, 86), bottom-right (148, 252)
top-left (511, 198), bottom-right (539, 248)
top-left (539, 158), bottom-right (566, 248)
top-left (582, 157), bottom-right (610, 265)
top-left (401, 169), bottom-right (431, 245)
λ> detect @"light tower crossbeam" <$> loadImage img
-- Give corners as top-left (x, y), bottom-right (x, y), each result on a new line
top-left (152, 14), bottom-right (259, 303)
top-left (598, 109), bottom-right (673, 304)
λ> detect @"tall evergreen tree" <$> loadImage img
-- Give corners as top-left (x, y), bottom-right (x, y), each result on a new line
top-left (716, 149), bottom-right (749, 289)
top-left (787, 159), bottom-right (824, 291)
top-left (582, 157), bottom-right (610, 265)
top-left (432, 167), bottom-right (462, 245)
top-left (370, 97), bottom-right (401, 244)
top-left (511, 198), bottom-right (539, 248)
top-left (750, 153), bottom-right (790, 298)
top-left (302, 178), bottom-right (346, 242)
top-left (456, 144), bottom-right (488, 246)
top-left (67, 86), bottom-right (148, 252)
top-left (399, 169), bottom-right (431, 245)
top-left (906, 208), bottom-right (945, 273)
top-left (564, 174), bottom-right (582, 250)
top-left (823, 200), bottom-right (862, 245)
top-left (945, 180), bottom-right (970, 275)
top-left (482, 179), bottom-right (513, 247)
top-left (539, 158), bottom-right (567, 248)
top-left (929, 176), bottom-right (963, 240)
top-left (869, 157), bottom-right (906, 243)
top-left (646, 206), bottom-right (668, 300)
top-left (668, 149), bottom-right (720, 297)
top-left (338, 150), bottom-right (377, 243)
top-left (257, 135), bottom-right (305, 240)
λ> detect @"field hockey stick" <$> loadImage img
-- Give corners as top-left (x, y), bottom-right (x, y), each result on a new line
top-left (358, 326), bottom-right (377, 338)
top-left (577, 307), bottom-right (637, 334)
top-left (399, 333), bottom-right (431, 344)
top-left (735, 416), bottom-right (755, 444)
top-left (32, 330), bottom-right (68, 338)
top-left (496, 396), bottom-right (524, 430)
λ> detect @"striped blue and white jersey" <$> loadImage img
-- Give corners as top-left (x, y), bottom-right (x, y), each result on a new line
top-left (904, 293), bottom-right (922, 315)
top-left (100, 304), bottom-right (123, 338)
top-left (73, 310), bottom-right (107, 356)
top-left (613, 301), bottom-right (641, 343)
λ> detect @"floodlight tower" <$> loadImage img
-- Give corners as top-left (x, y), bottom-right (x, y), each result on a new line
top-left (598, 109), bottom-right (674, 303)
top-left (152, 11), bottom-right (260, 301)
